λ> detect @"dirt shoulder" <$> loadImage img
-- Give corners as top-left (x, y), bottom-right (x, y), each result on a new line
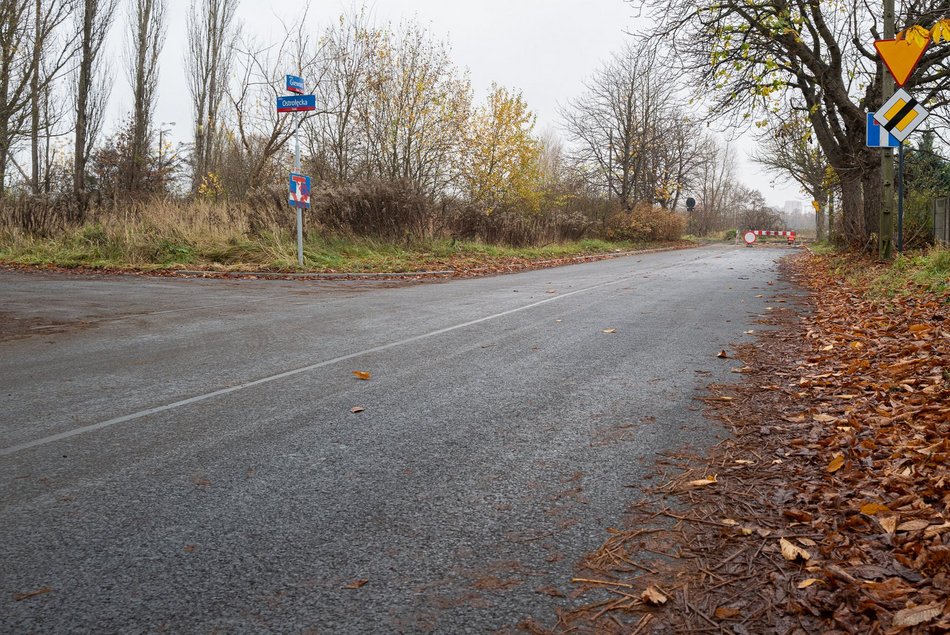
top-left (533, 251), bottom-right (949, 634)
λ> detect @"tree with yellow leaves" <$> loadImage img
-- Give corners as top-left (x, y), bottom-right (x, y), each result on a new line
top-left (461, 85), bottom-right (542, 216)
top-left (640, 0), bottom-right (950, 250)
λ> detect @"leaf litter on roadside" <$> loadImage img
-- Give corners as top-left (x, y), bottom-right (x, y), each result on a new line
top-left (542, 252), bottom-right (949, 633)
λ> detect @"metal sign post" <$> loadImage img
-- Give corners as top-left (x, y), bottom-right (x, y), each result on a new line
top-left (276, 80), bottom-right (316, 268)
top-left (294, 113), bottom-right (303, 266)
top-left (898, 141), bottom-right (905, 252)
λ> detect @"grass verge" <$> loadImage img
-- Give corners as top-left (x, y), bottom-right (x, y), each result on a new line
top-left (816, 246), bottom-right (949, 297)
top-left (0, 224), bottom-right (685, 274)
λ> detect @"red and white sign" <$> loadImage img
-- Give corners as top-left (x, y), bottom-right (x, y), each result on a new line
top-left (744, 231), bottom-right (757, 245)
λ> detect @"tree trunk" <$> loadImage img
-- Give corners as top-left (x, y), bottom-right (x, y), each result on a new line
top-left (815, 195), bottom-right (826, 242)
top-left (30, 0), bottom-right (41, 194)
top-left (73, 2), bottom-right (93, 209)
top-left (862, 161), bottom-right (884, 252)
top-left (827, 194), bottom-right (836, 244)
top-left (839, 169), bottom-right (864, 247)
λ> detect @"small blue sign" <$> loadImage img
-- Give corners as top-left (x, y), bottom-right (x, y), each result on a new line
top-left (867, 112), bottom-right (899, 148)
top-left (289, 173), bottom-right (311, 209)
top-left (286, 74), bottom-right (305, 94)
top-left (276, 94), bottom-right (316, 113)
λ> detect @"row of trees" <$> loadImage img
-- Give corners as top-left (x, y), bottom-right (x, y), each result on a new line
top-left (3, 0), bottom-right (782, 244)
top-left (641, 0), bottom-right (950, 248)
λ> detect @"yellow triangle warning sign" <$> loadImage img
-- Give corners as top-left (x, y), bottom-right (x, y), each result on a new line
top-left (874, 38), bottom-right (929, 87)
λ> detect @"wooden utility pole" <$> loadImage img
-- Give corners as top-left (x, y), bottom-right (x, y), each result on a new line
top-left (879, 0), bottom-right (896, 259)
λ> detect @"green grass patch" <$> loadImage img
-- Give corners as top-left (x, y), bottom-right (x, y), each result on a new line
top-left (0, 223), bottom-right (677, 274)
top-left (822, 246), bottom-right (949, 300)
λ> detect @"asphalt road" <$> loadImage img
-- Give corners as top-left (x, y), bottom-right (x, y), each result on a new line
top-left (0, 245), bottom-right (792, 633)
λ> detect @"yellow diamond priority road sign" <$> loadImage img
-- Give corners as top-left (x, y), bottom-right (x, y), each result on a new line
top-left (873, 88), bottom-right (929, 143)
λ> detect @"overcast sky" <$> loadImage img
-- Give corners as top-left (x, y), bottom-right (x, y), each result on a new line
top-left (112, 0), bottom-right (805, 209)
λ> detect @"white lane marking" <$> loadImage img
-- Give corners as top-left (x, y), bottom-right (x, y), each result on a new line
top-left (0, 254), bottom-right (710, 457)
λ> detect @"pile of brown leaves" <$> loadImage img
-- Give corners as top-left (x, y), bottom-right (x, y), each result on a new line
top-left (540, 252), bottom-right (949, 634)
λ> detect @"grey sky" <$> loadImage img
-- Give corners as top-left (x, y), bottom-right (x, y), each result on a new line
top-left (113, 0), bottom-right (804, 207)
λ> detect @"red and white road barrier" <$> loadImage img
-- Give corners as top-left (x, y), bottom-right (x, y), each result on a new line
top-left (744, 230), bottom-right (796, 245)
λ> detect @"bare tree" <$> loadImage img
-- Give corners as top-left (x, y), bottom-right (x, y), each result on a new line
top-left (692, 139), bottom-right (744, 235)
top-left (186, 0), bottom-right (237, 191)
top-left (73, 0), bottom-right (117, 205)
top-left (561, 43), bottom-right (701, 209)
top-left (226, 6), bottom-right (325, 193)
top-left (307, 6), bottom-right (378, 183)
top-left (125, 0), bottom-right (165, 193)
top-left (752, 116), bottom-right (832, 242)
top-left (29, 0), bottom-right (76, 194)
top-left (0, 0), bottom-right (74, 195)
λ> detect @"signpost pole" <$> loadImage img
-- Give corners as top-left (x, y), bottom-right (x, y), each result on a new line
top-left (294, 113), bottom-right (303, 267)
top-left (897, 140), bottom-right (905, 253)
top-left (879, 0), bottom-right (896, 259)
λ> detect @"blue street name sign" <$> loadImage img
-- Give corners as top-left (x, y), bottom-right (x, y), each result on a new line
top-left (286, 74), bottom-right (305, 94)
top-left (276, 94), bottom-right (316, 113)
top-left (866, 112), bottom-right (899, 148)
top-left (289, 173), bottom-right (311, 209)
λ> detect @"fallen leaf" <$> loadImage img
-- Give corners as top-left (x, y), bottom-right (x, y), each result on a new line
top-left (860, 502), bottom-right (890, 516)
top-left (797, 578), bottom-right (822, 589)
top-left (602, 328), bottom-right (616, 334)
top-left (343, 579), bottom-right (369, 589)
top-left (641, 585), bottom-right (667, 605)
top-left (184, 544), bottom-right (197, 553)
top-left (879, 516), bottom-right (898, 534)
top-left (721, 518), bottom-right (738, 526)
top-left (688, 475), bottom-right (718, 487)
top-left (924, 522), bottom-right (950, 538)
top-left (780, 537), bottom-right (811, 561)
top-left (352, 371), bottom-right (371, 380)
top-left (908, 324), bottom-right (931, 333)
top-left (350, 406), bottom-right (365, 413)
top-left (826, 454), bottom-right (845, 473)
top-left (896, 519), bottom-right (930, 532)
top-left (546, 289), bottom-right (557, 294)
top-left (797, 537), bottom-right (817, 547)
top-left (714, 606), bottom-right (740, 619)
top-left (734, 459), bottom-right (754, 465)
top-left (13, 587), bottom-right (52, 601)
top-left (892, 602), bottom-right (942, 627)
top-left (717, 350), bottom-right (729, 358)
top-left (813, 413), bottom-right (837, 423)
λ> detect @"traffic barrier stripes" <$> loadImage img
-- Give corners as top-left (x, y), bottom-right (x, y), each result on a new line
top-left (743, 230), bottom-right (796, 246)
top-left (752, 230), bottom-right (796, 241)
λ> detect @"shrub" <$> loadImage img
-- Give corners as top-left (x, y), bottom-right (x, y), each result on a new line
top-left (312, 179), bottom-right (440, 240)
top-left (605, 204), bottom-right (685, 242)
